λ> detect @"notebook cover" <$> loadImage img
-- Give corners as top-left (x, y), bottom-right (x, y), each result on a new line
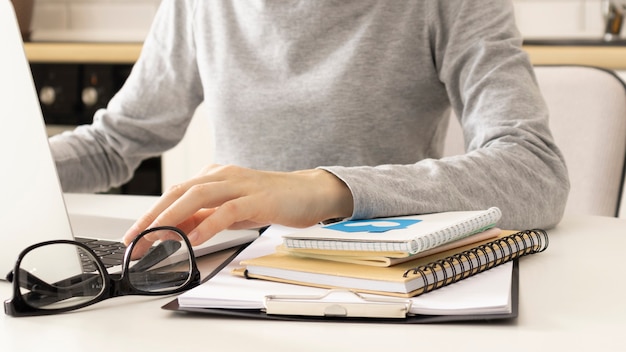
top-left (161, 260), bottom-right (519, 324)
top-left (282, 208), bottom-right (502, 255)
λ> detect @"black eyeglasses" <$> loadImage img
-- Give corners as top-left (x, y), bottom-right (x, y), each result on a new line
top-left (4, 226), bottom-right (200, 317)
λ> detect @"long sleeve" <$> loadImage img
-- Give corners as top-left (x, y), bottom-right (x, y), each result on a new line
top-left (49, 1), bottom-right (203, 192)
top-left (322, 1), bottom-right (569, 230)
top-left (48, 0), bottom-right (569, 230)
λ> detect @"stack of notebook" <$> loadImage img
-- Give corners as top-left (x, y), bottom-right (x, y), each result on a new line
top-left (235, 207), bottom-right (549, 298)
top-left (172, 209), bottom-right (549, 321)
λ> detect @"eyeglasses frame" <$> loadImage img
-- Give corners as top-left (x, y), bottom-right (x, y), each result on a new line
top-left (4, 226), bottom-right (201, 317)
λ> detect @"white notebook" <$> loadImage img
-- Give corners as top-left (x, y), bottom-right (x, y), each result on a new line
top-left (282, 207), bottom-right (502, 255)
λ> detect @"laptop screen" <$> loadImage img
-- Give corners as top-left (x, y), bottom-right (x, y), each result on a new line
top-left (0, 1), bottom-right (76, 277)
top-left (0, 1), bottom-right (261, 280)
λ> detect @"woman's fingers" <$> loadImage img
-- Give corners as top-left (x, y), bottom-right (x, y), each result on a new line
top-left (124, 165), bottom-right (354, 247)
top-left (123, 165), bottom-right (229, 245)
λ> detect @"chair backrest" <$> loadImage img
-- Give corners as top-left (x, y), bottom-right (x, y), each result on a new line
top-left (161, 102), bottom-right (214, 191)
top-left (444, 65), bottom-right (626, 218)
top-left (621, 182), bottom-right (626, 218)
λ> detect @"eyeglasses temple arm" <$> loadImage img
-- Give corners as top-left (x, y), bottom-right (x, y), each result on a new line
top-left (16, 269), bottom-right (103, 307)
top-left (128, 240), bottom-right (182, 273)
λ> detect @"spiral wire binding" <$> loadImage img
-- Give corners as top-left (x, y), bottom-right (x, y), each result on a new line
top-left (402, 229), bottom-right (548, 295)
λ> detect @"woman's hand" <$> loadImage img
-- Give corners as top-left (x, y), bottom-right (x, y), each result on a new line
top-left (122, 164), bottom-right (353, 248)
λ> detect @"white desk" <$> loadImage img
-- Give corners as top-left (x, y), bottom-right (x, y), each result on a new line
top-left (1, 194), bottom-right (625, 352)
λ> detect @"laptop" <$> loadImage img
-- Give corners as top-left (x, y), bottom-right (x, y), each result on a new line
top-left (0, 1), bottom-right (259, 279)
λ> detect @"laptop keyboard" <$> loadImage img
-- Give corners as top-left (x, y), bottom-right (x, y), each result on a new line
top-left (75, 237), bottom-right (127, 270)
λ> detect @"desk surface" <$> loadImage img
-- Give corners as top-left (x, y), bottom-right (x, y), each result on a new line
top-left (1, 194), bottom-right (625, 352)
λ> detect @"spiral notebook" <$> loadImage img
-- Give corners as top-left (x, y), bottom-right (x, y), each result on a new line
top-left (236, 229), bottom-right (548, 298)
top-left (282, 207), bottom-right (502, 256)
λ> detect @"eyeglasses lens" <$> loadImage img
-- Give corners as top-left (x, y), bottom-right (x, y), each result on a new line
top-left (127, 228), bottom-right (193, 293)
top-left (18, 243), bottom-right (105, 310)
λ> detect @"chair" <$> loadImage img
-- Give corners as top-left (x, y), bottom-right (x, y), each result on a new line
top-left (161, 102), bottom-right (215, 191)
top-left (621, 179), bottom-right (626, 218)
top-left (444, 65), bottom-right (626, 218)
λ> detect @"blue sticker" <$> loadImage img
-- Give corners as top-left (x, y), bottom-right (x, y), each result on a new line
top-left (324, 219), bottom-right (421, 233)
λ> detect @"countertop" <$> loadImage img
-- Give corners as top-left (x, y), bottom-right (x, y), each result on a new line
top-left (524, 45), bottom-right (626, 70)
top-left (23, 42), bottom-right (142, 64)
top-left (22, 42), bottom-right (626, 70)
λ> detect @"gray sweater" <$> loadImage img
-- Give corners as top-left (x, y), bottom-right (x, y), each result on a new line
top-left (50, 0), bottom-right (569, 230)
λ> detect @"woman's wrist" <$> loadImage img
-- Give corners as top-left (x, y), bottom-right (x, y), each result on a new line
top-left (294, 169), bottom-right (354, 222)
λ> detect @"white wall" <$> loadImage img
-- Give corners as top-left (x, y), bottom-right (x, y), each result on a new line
top-left (513, 0), bottom-right (608, 39)
top-left (30, 0), bottom-right (617, 42)
top-left (31, 0), bottom-right (160, 42)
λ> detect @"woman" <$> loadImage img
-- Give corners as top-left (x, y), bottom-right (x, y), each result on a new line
top-left (49, 0), bottom-right (569, 247)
